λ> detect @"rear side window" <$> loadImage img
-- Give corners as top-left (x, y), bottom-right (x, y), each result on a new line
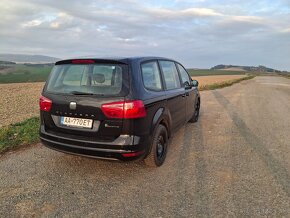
top-left (141, 61), bottom-right (162, 91)
top-left (62, 65), bottom-right (85, 86)
top-left (159, 61), bottom-right (181, 90)
top-left (177, 63), bottom-right (191, 86)
top-left (46, 63), bottom-right (128, 96)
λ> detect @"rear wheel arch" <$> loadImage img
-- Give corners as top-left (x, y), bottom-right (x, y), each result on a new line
top-left (159, 118), bottom-right (170, 138)
top-left (145, 108), bottom-right (171, 158)
top-left (150, 107), bottom-right (171, 138)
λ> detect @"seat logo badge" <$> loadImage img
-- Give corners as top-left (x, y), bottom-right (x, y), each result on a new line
top-left (69, 102), bottom-right (77, 110)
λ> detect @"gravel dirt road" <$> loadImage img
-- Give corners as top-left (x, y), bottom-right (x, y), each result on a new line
top-left (0, 76), bottom-right (290, 217)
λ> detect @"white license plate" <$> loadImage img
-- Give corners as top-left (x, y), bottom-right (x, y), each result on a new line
top-left (60, 117), bottom-right (93, 129)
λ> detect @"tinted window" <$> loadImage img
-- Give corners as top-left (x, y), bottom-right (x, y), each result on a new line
top-left (159, 61), bottom-right (181, 90)
top-left (46, 64), bottom-right (127, 96)
top-left (62, 65), bottom-right (86, 86)
top-left (141, 61), bottom-right (162, 91)
top-left (177, 63), bottom-right (191, 86)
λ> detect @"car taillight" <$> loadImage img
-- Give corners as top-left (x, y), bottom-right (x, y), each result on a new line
top-left (39, 95), bottom-right (52, 112)
top-left (101, 100), bottom-right (146, 119)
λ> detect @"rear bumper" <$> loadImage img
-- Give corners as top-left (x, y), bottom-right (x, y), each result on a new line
top-left (40, 125), bottom-right (148, 161)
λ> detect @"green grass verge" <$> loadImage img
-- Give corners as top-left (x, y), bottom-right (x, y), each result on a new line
top-left (188, 69), bottom-right (246, 77)
top-left (199, 75), bottom-right (255, 91)
top-left (0, 117), bottom-right (40, 153)
top-left (0, 64), bottom-right (52, 83)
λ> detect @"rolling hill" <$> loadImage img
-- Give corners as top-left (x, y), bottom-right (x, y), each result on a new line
top-left (0, 53), bottom-right (60, 63)
top-left (211, 64), bottom-right (281, 73)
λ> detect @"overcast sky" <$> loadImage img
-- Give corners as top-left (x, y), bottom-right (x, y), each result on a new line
top-left (1, 0), bottom-right (290, 70)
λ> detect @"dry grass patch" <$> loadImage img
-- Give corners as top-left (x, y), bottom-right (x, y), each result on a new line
top-left (194, 75), bottom-right (255, 91)
top-left (192, 75), bottom-right (247, 87)
top-left (0, 82), bottom-right (44, 127)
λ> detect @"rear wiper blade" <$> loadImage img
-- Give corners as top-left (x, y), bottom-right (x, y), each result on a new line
top-left (70, 91), bottom-right (95, 95)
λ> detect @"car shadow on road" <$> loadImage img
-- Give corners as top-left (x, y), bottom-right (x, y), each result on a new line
top-left (171, 116), bottom-right (210, 217)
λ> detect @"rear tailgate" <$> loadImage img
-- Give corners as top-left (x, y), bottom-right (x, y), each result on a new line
top-left (42, 94), bottom-right (125, 141)
top-left (41, 59), bottom-right (129, 141)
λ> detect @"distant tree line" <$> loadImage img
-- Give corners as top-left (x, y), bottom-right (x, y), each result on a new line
top-left (211, 64), bottom-right (281, 73)
top-left (24, 63), bottom-right (55, 67)
top-left (0, 60), bottom-right (16, 65)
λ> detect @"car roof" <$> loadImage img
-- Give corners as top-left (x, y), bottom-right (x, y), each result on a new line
top-left (55, 56), bottom-right (176, 65)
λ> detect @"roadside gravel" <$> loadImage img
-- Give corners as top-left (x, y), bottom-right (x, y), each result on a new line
top-left (0, 76), bottom-right (289, 217)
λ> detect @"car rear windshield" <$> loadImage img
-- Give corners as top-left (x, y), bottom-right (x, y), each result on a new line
top-left (46, 63), bottom-right (129, 96)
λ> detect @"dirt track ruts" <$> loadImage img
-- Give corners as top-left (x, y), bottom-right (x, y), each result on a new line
top-left (0, 76), bottom-right (290, 217)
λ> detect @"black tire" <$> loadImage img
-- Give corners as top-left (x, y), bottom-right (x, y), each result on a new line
top-left (144, 125), bottom-right (168, 167)
top-left (189, 98), bottom-right (200, 123)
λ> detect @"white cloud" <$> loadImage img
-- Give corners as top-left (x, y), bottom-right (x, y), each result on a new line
top-left (147, 7), bottom-right (223, 18)
top-left (281, 27), bottom-right (290, 33)
top-left (0, 0), bottom-right (289, 70)
top-left (231, 16), bottom-right (265, 24)
top-left (22, 19), bottom-right (43, 28)
top-left (50, 22), bottom-right (60, 28)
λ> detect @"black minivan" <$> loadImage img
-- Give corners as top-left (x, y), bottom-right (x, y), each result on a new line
top-left (40, 57), bottom-right (200, 167)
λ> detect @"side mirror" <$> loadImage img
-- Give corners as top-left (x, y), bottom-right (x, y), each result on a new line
top-left (191, 79), bottom-right (199, 87)
top-left (184, 81), bottom-right (192, 90)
